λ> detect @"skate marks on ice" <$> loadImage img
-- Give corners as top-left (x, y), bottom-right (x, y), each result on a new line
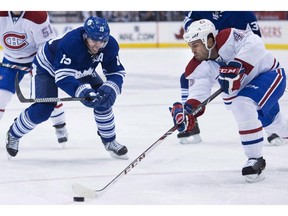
top-left (1, 158), bottom-right (288, 205)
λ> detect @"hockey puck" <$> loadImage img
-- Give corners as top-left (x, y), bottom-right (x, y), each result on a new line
top-left (73, 197), bottom-right (85, 202)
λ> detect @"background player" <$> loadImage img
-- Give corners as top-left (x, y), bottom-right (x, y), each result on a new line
top-left (171, 19), bottom-right (288, 182)
top-left (5, 16), bottom-right (128, 160)
top-left (0, 11), bottom-right (68, 145)
top-left (177, 11), bottom-right (283, 145)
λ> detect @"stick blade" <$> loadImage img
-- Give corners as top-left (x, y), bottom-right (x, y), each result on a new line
top-left (72, 183), bottom-right (99, 199)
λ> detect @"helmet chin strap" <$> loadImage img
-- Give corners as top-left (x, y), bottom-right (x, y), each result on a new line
top-left (205, 41), bottom-right (216, 59)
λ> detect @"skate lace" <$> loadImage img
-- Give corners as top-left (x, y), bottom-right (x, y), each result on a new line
top-left (7, 133), bottom-right (19, 150)
top-left (105, 140), bottom-right (123, 152)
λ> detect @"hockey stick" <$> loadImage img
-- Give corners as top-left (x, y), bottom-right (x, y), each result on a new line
top-left (72, 88), bottom-right (223, 199)
top-left (0, 62), bottom-right (32, 72)
top-left (15, 72), bottom-right (85, 103)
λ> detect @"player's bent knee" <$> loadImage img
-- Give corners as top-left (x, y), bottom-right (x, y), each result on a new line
top-left (28, 103), bottom-right (56, 123)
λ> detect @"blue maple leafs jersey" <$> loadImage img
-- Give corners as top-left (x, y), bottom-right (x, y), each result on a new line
top-left (34, 26), bottom-right (125, 96)
top-left (183, 11), bottom-right (261, 37)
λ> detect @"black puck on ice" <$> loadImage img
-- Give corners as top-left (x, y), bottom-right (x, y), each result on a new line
top-left (73, 196), bottom-right (85, 202)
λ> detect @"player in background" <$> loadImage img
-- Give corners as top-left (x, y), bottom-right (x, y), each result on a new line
top-left (0, 11), bottom-right (68, 146)
top-left (5, 16), bottom-right (128, 160)
top-left (170, 19), bottom-right (288, 182)
top-left (178, 11), bottom-right (284, 145)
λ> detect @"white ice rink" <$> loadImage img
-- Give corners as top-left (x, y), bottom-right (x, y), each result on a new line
top-left (1, 48), bottom-right (288, 213)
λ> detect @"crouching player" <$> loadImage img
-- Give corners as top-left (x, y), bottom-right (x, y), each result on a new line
top-left (6, 16), bottom-right (128, 160)
top-left (170, 19), bottom-right (288, 182)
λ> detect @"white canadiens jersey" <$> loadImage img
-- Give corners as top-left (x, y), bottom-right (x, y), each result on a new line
top-left (186, 59), bottom-right (219, 103)
top-left (186, 28), bottom-right (279, 104)
top-left (0, 11), bottom-right (55, 64)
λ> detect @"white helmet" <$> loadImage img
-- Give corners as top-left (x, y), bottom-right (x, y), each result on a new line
top-left (183, 19), bottom-right (218, 47)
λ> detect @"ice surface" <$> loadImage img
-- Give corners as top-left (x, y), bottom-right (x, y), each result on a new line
top-left (0, 49), bottom-right (288, 214)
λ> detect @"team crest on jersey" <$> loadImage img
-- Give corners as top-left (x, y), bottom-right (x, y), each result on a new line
top-left (3, 32), bottom-right (28, 50)
top-left (75, 67), bottom-right (95, 79)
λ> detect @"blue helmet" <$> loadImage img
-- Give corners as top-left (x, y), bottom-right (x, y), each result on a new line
top-left (84, 16), bottom-right (110, 42)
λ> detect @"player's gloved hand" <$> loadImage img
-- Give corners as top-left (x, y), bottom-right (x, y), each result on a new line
top-left (170, 102), bottom-right (186, 132)
top-left (218, 60), bottom-right (245, 94)
top-left (183, 102), bottom-right (196, 132)
top-left (183, 102), bottom-right (193, 114)
top-left (169, 102), bottom-right (196, 132)
top-left (94, 81), bottom-right (119, 110)
top-left (75, 83), bottom-right (98, 108)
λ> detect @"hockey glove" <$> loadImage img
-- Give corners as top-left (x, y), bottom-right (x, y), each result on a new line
top-left (218, 60), bottom-right (245, 94)
top-left (169, 102), bottom-right (196, 132)
top-left (75, 84), bottom-right (98, 108)
top-left (94, 81), bottom-right (119, 110)
top-left (183, 102), bottom-right (196, 132)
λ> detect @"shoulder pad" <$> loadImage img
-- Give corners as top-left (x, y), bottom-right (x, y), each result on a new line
top-left (23, 11), bottom-right (48, 24)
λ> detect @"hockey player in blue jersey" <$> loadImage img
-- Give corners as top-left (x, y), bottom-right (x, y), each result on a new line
top-left (182, 11), bottom-right (261, 37)
top-left (6, 16), bottom-right (128, 160)
top-left (178, 11), bottom-right (283, 146)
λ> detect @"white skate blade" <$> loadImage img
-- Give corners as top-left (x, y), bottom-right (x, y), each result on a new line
top-left (245, 173), bottom-right (265, 183)
top-left (179, 134), bottom-right (202, 144)
top-left (59, 142), bottom-right (66, 149)
top-left (7, 153), bottom-right (13, 161)
top-left (109, 152), bottom-right (129, 160)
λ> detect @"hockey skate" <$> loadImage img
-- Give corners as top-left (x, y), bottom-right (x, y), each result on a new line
top-left (267, 133), bottom-right (286, 146)
top-left (53, 123), bottom-right (68, 148)
top-left (103, 140), bottom-right (128, 160)
top-left (242, 157), bottom-right (266, 183)
top-left (177, 121), bottom-right (202, 144)
top-left (6, 129), bottom-right (20, 159)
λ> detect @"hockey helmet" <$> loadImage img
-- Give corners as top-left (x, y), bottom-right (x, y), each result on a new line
top-left (84, 16), bottom-right (110, 42)
top-left (183, 19), bottom-right (218, 47)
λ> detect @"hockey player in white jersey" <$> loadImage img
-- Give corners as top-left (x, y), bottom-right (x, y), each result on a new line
top-left (170, 19), bottom-right (288, 182)
top-left (178, 11), bottom-right (283, 146)
top-left (0, 11), bottom-right (68, 145)
top-left (5, 16), bottom-right (128, 160)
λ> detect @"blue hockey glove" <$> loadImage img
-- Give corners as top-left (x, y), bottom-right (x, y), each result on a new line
top-left (218, 60), bottom-right (245, 94)
top-left (94, 81), bottom-right (119, 110)
top-left (75, 84), bottom-right (98, 108)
